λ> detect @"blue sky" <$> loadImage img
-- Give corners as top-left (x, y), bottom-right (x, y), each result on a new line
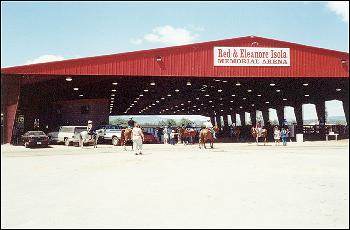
top-left (1, 1), bottom-right (348, 122)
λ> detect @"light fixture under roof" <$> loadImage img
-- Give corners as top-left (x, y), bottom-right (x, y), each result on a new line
top-left (251, 104), bottom-right (255, 107)
top-left (112, 89), bottom-right (116, 92)
top-left (257, 94), bottom-right (262, 97)
top-left (175, 89), bottom-right (180, 92)
top-left (111, 94), bottom-right (115, 96)
top-left (79, 94), bottom-right (83, 97)
top-left (218, 89), bottom-right (223, 92)
top-left (222, 80), bottom-right (228, 83)
top-left (265, 101), bottom-right (270, 104)
top-left (73, 88), bottom-right (79, 91)
top-left (283, 98), bottom-right (287, 101)
top-left (270, 83), bottom-right (276, 86)
top-left (236, 82), bottom-right (241, 86)
top-left (150, 82), bottom-right (156, 86)
top-left (139, 94), bottom-right (144, 97)
top-left (65, 77), bottom-right (72, 81)
top-left (156, 100), bottom-right (160, 103)
top-left (205, 94), bottom-right (210, 97)
top-left (144, 89), bottom-right (149, 92)
top-left (303, 83), bottom-right (308, 86)
top-left (243, 97), bottom-right (246, 100)
top-left (232, 94), bottom-right (236, 97)
top-left (276, 89), bottom-right (281, 92)
top-left (247, 89), bottom-right (252, 92)
top-left (167, 94), bottom-right (172, 97)
top-left (230, 101), bottom-right (234, 103)
top-left (336, 88), bottom-right (341, 91)
top-left (239, 106), bottom-right (243, 109)
top-left (305, 94), bottom-right (309, 97)
top-left (112, 82), bottom-right (118, 85)
top-left (186, 81), bottom-right (191, 86)
top-left (209, 101), bottom-right (213, 103)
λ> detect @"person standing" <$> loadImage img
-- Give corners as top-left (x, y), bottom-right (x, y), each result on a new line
top-left (128, 116), bottom-right (135, 129)
top-left (163, 126), bottom-right (169, 144)
top-left (132, 123), bottom-right (144, 155)
top-left (87, 120), bottom-right (95, 140)
top-left (281, 127), bottom-right (289, 146)
top-left (170, 130), bottom-right (176, 145)
top-left (273, 126), bottom-right (281, 146)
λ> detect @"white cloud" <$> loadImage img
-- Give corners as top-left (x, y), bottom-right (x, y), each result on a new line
top-left (130, 38), bottom-right (143, 45)
top-left (131, 25), bottom-right (201, 46)
top-left (326, 1), bottom-right (349, 23)
top-left (25, 54), bottom-right (65, 65)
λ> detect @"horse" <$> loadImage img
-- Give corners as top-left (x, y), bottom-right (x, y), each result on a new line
top-left (199, 127), bottom-right (219, 149)
top-left (79, 129), bottom-right (105, 148)
top-left (251, 127), bottom-right (268, 146)
top-left (178, 127), bottom-right (197, 145)
top-left (120, 128), bottom-right (133, 150)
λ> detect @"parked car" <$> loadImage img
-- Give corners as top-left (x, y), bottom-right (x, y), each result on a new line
top-left (47, 126), bottom-right (87, 146)
top-left (21, 131), bottom-right (50, 148)
top-left (98, 125), bottom-right (123, 146)
top-left (143, 131), bottom-right (159, 144)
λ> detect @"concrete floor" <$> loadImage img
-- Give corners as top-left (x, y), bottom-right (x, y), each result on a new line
top-left (1, 140), bottom-right (349, 229)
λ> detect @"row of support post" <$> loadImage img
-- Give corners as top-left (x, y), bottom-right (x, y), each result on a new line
top-left (209, 100), bottom-right (349, 133)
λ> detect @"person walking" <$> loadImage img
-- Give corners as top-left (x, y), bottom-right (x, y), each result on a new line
top-left (281, 127), bottom-right (289, 146)
top-left (132, 123), bottom-right (144, 155)
top-left (163, 126), bottom-right (169, 144)
top-left (273, 126), bottom-right (281, 146)
top-left (170, 130), bottom-right (176, 145)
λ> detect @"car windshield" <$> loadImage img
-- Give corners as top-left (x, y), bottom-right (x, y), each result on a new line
top-left (98, 125), bottom-right (122, 130)
top-left (27, 131), bottom-right (45, 136)
top-left (75, 127), bottom-right (87, 133)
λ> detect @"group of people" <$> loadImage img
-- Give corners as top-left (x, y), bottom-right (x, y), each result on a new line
top-left (87, 117), bottom-right (145, 155)
top-left (273, 125), bottom-right (290, 146)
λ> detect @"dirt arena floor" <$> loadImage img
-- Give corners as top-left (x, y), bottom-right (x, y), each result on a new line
top-left (1, 140), bottom-right (349, 229)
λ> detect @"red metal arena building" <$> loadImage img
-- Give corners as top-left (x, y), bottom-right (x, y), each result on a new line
top-left (1, 36), bottom-right (349, 144)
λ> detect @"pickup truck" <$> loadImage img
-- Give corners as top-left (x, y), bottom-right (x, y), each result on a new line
top-left (97, 125), bottom-right (123, 145)
top-left (47, 126), bottom-right (88, 146)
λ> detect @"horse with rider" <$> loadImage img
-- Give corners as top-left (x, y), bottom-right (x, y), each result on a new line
top-left (250, 121), bottom-right (268, 145)
top-left (199, 119), bottom-right (219, 149)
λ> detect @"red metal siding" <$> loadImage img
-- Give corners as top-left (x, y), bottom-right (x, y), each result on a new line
top-left (1, 36), bottom-right (349, 78)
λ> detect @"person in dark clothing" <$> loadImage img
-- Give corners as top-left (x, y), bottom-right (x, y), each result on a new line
top-left (128, 116), bottom-right (135, 128)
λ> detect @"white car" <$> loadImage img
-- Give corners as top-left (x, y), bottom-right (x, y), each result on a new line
top-left (47, 126), bottom-right (87, 146)
top-left (98, 125), bottom-right (123, 145)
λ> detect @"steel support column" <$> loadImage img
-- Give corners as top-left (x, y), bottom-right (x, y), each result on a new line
top-left (315, 101), bottom-right (326, 125)
top-left (2, 76), bottom-right (21, 144)
top-left (276, 106), bottom-right (285, 126)
top-left (294, 104), bottom-right (303, 133)
top-left (250, 109), bottom-right (256, 127)
top-left (239, 112), bottom-right (245, 126)
top-left (231, 113), bottom-right (236, 126)
top-left (216, 115), bottom-right (222, 129)
top-left (262, 109), bottom-right (270, 126)
top-left (210, 116), bottom-right (216, 127)
top-left (342, 99), bottom-right (349, 126)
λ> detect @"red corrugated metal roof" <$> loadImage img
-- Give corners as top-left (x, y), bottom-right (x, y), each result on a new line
top-left (1, 35), bottom-right (349, 78)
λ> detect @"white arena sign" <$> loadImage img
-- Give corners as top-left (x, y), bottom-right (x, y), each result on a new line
top-left (214, 47), bottom-right (290, 66)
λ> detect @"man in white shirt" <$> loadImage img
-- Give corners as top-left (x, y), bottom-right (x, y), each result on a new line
top-left (203, 119), bottom-right (216, 139)
top-left (132, 123), bottom-right (144, 155)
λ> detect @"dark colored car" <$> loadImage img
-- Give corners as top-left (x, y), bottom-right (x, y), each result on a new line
top-left (22, 131), bottom-right (50, 148)
top-left (143, 132), bottom-right (159, 144)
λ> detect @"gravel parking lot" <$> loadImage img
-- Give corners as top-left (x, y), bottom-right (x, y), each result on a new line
top-left (1, 140), bottom-right (349, 229)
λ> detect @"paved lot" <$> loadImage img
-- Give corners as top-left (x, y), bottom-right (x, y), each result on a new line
top-left (1, 140), bottom-right (349, 229)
